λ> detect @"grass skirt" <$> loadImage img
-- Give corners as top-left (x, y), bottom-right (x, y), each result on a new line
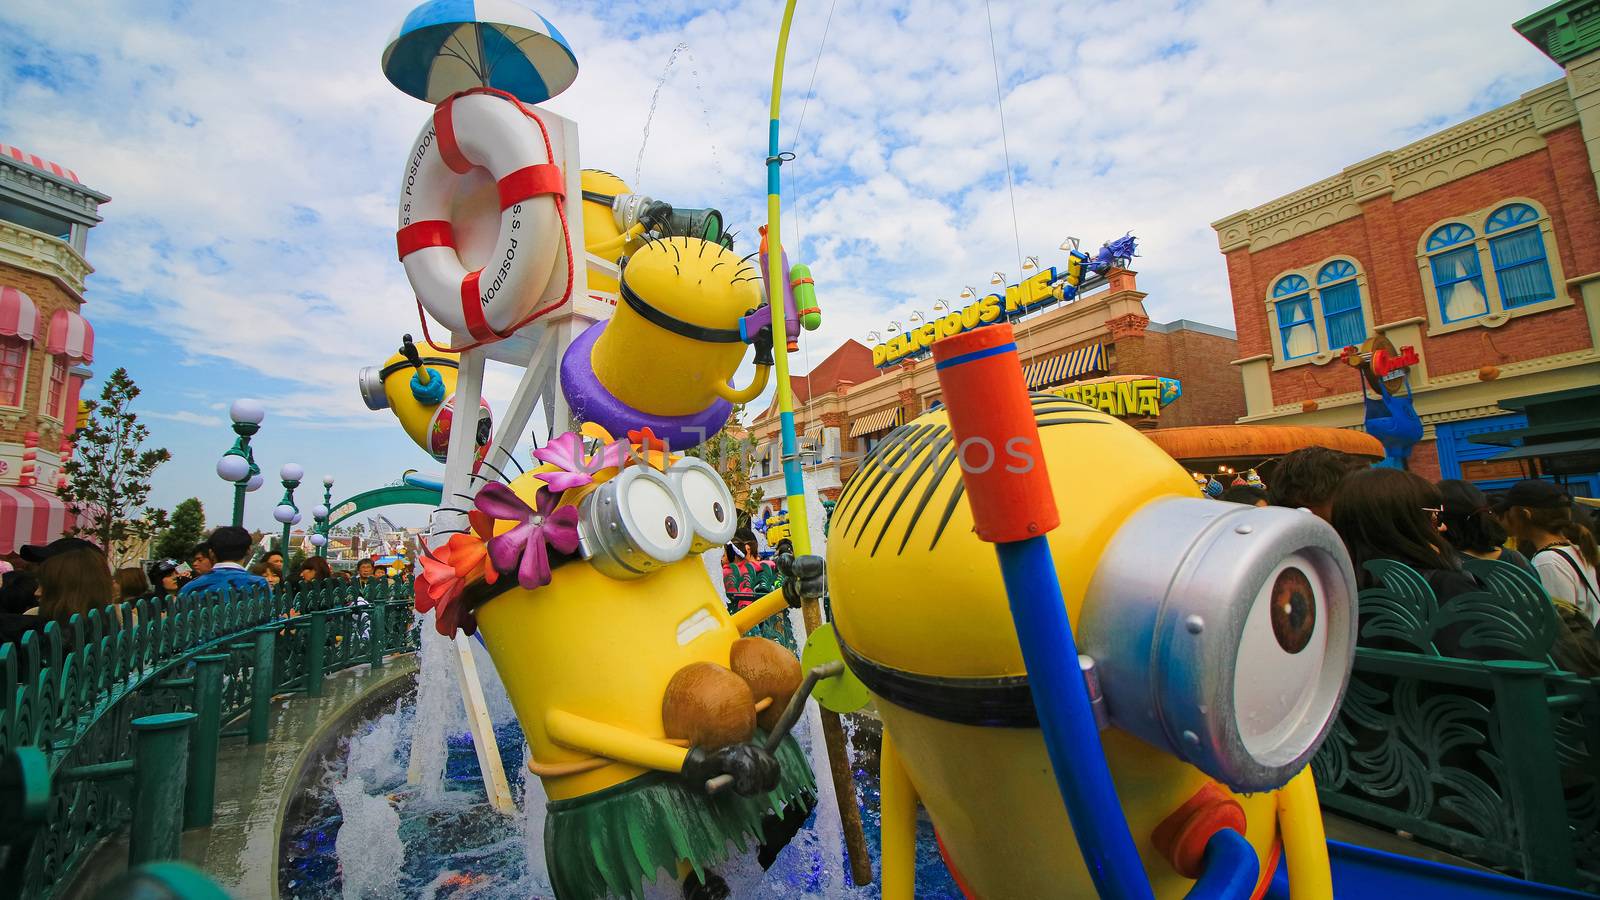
top-left (544, 733), bottom-right (816, 899)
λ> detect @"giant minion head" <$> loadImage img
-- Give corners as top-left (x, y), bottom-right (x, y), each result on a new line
top-left (358, 334), bottom-right (492, 463)
top-left (827, 394), bottom-right (1357, 896)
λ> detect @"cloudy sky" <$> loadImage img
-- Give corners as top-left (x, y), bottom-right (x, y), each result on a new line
top-left (0, 0), bottom-right (1563, 529)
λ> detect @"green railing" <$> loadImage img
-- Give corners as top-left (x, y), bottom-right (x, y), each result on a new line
top-left (1312, 557), bottom-right (1600, 892)
top-left (0, 577), bottom-right (421, 899)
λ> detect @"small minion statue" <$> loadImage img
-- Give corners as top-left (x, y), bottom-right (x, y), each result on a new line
top-left (560, 236), bottom-right (772, 451)
top-left (358, 334), bottom-right (491, 463)
top-left (414, 426), bottom-right (824, 899)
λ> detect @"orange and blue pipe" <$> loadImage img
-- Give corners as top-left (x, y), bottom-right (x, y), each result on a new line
top-left (931, 323), bottom-right (1154, 900)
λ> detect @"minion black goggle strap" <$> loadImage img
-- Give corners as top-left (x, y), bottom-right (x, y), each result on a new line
top-left (619, 278), bottom-right (744, 344)
top-left (378, 356), bottom-right (459, 380)
top-left (835, 629), bottom-right (1039, 728)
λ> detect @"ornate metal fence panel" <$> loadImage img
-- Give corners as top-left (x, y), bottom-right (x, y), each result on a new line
top-left (0, 576), bottom-right (420, 898)
top-left (1313, 558), bottom-right (1600, 891)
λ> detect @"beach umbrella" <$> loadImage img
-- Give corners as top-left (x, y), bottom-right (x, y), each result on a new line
top-left (382, 0), bottom-right (578, 105)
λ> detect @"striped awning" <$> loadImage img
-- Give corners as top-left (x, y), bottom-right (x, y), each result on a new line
top-left (1025, 343), bottom-right (1104, 390)
top-left (849, 407), bottom-right (903, 438)
top-left (0, 143), bottom-right (81, 184)
top-left (0, 486), bottom-right (74, 555)
top-left (46, 309), bottom-right (93, 363)
top-left (0, 286), bottom-right (39, 341)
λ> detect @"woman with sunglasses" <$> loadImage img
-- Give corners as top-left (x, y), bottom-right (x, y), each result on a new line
top-left (1332, 467), bottom-right (1501, 659)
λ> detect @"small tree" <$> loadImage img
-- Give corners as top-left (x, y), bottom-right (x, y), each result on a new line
top-left (61, 368), bottom-right (172, 565)
top-left (153, 497), bottom-right (205, 561)
top-left (690, 404), bottom-right (763, 518)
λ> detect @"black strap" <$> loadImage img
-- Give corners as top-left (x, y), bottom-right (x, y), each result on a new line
top-left (1542, 544), bottom-right (1600, 606)
top-left (836, 629), bottom-right (1039, 728)
top-left (618, 277), bottom-right (743, 344)
top-left (581, 190), bottom-right (615, 206)
top-left (378, 356), bottom-right (459, 379)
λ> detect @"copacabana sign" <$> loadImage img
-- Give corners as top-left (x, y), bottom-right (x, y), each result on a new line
top-left (872, 263), bottom-right (1081, 367)
top-left (1047, 376), bottom-right (1182, 418)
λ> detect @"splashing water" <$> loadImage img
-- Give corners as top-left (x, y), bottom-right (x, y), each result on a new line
top-left (332, 713), bottom-right (406, 899)
top-left (633, 42), bottom-right (726, 193)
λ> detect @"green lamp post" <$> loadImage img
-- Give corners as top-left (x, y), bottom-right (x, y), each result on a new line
top-left (271, 464), bottom-right (303, 574)
top-left (309, 476), bottom-right (333, 558)
top-left (215, 400), bottom-right (265, 528)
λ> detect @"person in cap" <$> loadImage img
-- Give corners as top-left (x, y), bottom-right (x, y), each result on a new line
top-left (1499, 479), bottom-right (1600, 625)
top-left (180, 527), bottom-right (269, 598)
top-left (146, 559), bottom-right (183, 599)
top-left (18, 536), bottom-right (99, 565)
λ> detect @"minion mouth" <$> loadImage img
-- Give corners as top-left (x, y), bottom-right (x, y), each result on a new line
top-left (676, 608), bottom-right (719, 646)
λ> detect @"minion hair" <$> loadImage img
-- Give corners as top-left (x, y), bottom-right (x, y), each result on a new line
top-left (670, 241), bottom-right (681, 261)
top-left (698, 239), bottom-right (709, 258)
top-left (832, 395), bottom-right (1108, 556)
top-left (739, 250), bottom-right (760, 266)
top-left (710, 261), bottom-right (727, 272)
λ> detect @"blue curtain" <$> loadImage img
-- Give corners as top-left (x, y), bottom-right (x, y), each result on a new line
top-left (1431, 246), bottom-right (1488, 322)
top-left (1277, 296), bottom-right (1315, 359)
top-left (1319, 280), bottom-right (1366, 348)
top-left (1489, 227), bottom-right (1554, 308)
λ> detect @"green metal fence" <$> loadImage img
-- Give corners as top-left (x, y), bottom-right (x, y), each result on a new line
top-left (1312, 557), bottom-right (1600, 892)
top-left (0, 577), bottom-right (420, 899)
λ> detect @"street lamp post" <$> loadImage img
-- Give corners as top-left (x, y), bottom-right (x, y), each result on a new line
top-left (272, 464), bottom-right (303, 576)
top-left (216, 400), bottom-right (266, 528)
top-left (310, 476), bottom-right (333, 558)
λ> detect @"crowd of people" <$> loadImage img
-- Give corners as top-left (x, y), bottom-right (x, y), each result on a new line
top-left (0, 525), bottom-right (403, 651)
top-left (1218, 447), bottom-right (1600, 667)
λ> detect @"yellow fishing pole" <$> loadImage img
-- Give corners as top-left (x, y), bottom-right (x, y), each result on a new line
top-left (764, 0), bottom-right (873, 884)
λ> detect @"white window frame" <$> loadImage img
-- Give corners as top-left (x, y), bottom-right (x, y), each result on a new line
top-left (0, 336), bottom-right (32, 411)
top-left (1416, 197), bottom-right (1570, 337)
top-left (1263, 255), bottom-right (1375, 370)
top-left (39, 354), bottom-right (67, 423)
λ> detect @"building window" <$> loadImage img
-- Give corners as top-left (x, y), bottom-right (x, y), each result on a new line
top-left (1427, 223), bottom-right (1489, 323)
top-left (1417, 198), bottom-right (1569, 335)
top-left (1485, 203), bottom-right (1554, 309)
top-left (1273, 275), bottom-right (1316, 360)
top-left (0, 337), bottom-right (26, 407)
top-left (1264, 257), bottom-right (1372, 368)
top-left (46, 357), bottom-right (67, 419)
top-left (1316, 260), bottom-right (1367, 348)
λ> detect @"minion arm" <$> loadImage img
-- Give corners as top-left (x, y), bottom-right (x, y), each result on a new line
top-left (546, 708), bottom-right (689, 774)
top-left (711, 363), bottom-right (771, 404)
top-left (1277, 768), bottom-right (1334, 899)
top-left (879, 732), bottom-right (917, 900)
top-left (731, 587), bottom-right (789, 634)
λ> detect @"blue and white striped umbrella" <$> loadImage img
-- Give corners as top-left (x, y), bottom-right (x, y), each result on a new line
top-left (382, 0), bottom-right (578, 105)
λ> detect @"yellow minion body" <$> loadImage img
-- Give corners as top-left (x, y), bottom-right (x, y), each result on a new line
top-left (828, 396), bottom-right (1346, 899)
top-left (472, 466), bottom-right (798, 803)
top-left (359, 344), bottom-right (490, 463)
top-left (590, 236), bottom-right (770, 417)
top-left (580, 169), bottom-right (638, 296)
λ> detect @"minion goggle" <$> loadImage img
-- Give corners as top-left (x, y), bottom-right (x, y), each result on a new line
top-left (582, 190), bottom-right (731, 249)
top-left (574, 456), bottom-right (737, 580)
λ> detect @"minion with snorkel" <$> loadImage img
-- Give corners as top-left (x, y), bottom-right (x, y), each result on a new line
top-left (359, 334), bottom-right (492, 463)
top-left (415, 419), bottom-right (825, 899)
top-left (568, 176), bottom-right (821, 451)
top-left (827, 388), bottom-right (1356, 898)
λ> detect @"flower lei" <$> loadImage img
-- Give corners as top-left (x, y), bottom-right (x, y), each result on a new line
top-left (414, 425), bottom-right (662, 636)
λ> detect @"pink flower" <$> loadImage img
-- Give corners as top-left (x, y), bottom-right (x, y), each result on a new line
top-left (531, 431), bottom-right (629, 492)
top-left (475, 482), bottom-right (581, 590)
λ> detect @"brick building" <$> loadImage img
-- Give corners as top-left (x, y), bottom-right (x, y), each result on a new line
top-left (0, 144), bottom-right (103, 553)
top-left (746, 267), bottom-right (1244, 513)
top-left (1211, 1), bottom-right (1600, 496)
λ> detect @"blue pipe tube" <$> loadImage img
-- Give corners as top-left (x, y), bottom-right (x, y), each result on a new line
top-left (995, 536), bottom-right (1155, 900)
top-left (1186, 829), bottom-right (1259, 900)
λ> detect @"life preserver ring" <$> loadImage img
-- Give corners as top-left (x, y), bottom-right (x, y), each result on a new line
top-left (397, 91), bottom-right (565, 343)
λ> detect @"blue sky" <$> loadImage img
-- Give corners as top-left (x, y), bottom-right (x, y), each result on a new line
top-left (0, 0), bottom-right (1564, 529)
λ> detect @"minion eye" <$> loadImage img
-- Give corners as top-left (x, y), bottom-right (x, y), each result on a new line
top-left (668, 457), bottom-right (737, 553)
top-left (1080, 498), bottom-right (1357, 792)
top-left (576, 466), bottom-right (692, 580)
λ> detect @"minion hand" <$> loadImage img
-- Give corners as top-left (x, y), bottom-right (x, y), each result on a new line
top-left (751, 325), bottom-right (775, 367)
top-left (775, 554), bottom-right (826, 608)
top-left (682, 743), bottom-right (780, 796)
